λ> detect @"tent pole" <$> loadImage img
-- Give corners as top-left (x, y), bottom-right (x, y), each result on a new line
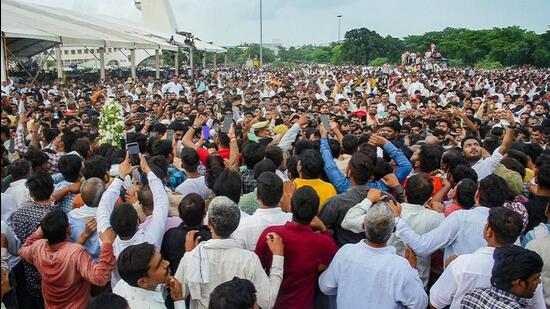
top-left (189, 45), bottom-right (194, 79)
top-left (202, 52), bottom-right (206, 68)
top-left (213, 53), bottom-right (217, 68)
top-left (55, 45), bottom-right (63, 81)
top-left (130, 49), bottom-right (136, 80)
top-left (224, 53), bottom-right (228, 66)
top-left (1, 33), bottom-right (6, 83)
top-left (174, 49), bottom-right (179, 76)
top-left (99, 47), bottom-right (105, 80)
top-left (155, 49), bottom-right (160, 79)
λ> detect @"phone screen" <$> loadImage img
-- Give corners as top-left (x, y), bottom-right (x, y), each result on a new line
top-left (320, 114), bottom-right (331, 132)
top-left (202, 126), bottom-right (210, 140)
top-left (211, 123), bottom-right (221, 132)
top-left (127, 142), bottom-right (140, 166)
top-left (166, 129), bottom-right (175, 141)
top-left (222, 114), bottom-right (232, 133)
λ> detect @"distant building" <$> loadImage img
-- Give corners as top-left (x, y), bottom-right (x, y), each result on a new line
top-left (34, 47), bottom-right (159, 70)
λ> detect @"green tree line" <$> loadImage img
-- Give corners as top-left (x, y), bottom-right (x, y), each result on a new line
top-left (164, 26), bottom-right (549, 68)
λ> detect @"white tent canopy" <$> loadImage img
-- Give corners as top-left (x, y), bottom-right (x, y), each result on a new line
top-left (192, 38), bottom-right (227, 53)
top-left (1, 0), bottom-right (178, 57)
top-left (1, 0), bottom-right (226, 81)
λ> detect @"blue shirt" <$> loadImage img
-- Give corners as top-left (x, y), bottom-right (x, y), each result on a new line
top-left (318, 241), bottom-right (427, 309)
top-left (320, 138), bottom-right (412, 194)
top-left (68, 208), bottom-right (100, 261)
top-left (167, 164), bottom-right (187, 191)
top-left (396, 206), bottom-right (490, 262)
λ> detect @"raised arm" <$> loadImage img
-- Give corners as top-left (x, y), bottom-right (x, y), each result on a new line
top-left (341, 196), bottom-right (374, 233)
top-left (15, 116), bottom-right (30, 155)
top-left (379, 137), bottom-right (412, 182)
top-left (388, 201), bottom-right (460, 257)
top-left (226, 124), bottom-right (240, 171)
top-left (498, 110), bottom-right (515, 156)
top-left (330, 121), bottom-right (344, 145)
top-left (182, 115), bottom-right (207, 150)
top-left (319, 134), bottom-right (350, 194)
top-left (453, 109), bottom-right (478, 134)
top-left (341, 189), bottom-right (388, 233)
top-left (140, 155), bottom-right (169, 248)
top-left (277, 115), bottom-right (307, 153)
top-left (77, 229), bottom-right (117, 286)
top-left (97, 157), bottom-right (134, 233)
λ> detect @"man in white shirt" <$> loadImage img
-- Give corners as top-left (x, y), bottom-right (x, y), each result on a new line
top-left (96, 154), bottom-right (169, 287)
top-left (175, 148), bottom-right (211, 200)
top-left (461, 110), bottom-right (515, 180)
top-left (1, 78), bottom-right (13, 96)
top-left (1, 193), bottom-right (17, 226)
top-left (342, 173), bottom-right (444, 288)
top-left (430, 207), bottom-right (546, 309)
top-left (114, 243), bottom-right (186, 309)
top-left (319, 202), bottom-right (428, 309)
top-left (4, 159), bottom-right (32, 209)
top-left (175, 196), bottom-right (285, 309)
top-left (161, 76), bottom-right (184, 97)
top-left (408, 77), bottom-right (424, 97)
top-left (233, 172), bottom-right (292, 251)
top-left (388, 174), bottom-right (509, 263)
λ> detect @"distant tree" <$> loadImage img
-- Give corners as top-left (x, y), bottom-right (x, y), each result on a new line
top-left (340, 28), bottom-right (387, 64)
top-left (225, 26), bottom-right (549, 67)
top-left (330, 44), bottom-right (343, 65)
top-left (368, 57), bottom-right (389, 66)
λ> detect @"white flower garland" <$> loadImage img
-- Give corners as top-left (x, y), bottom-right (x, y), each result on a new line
top-left (98, 99), bottom-right (126, 149)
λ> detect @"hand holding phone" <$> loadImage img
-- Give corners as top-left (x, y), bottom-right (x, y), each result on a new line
top-left (165, 129), bottom-right (175, 141)
top-left (222, 114), bottom-right (233, 133)
top-left (320, 114), bottom-right (331, 132)
top-left (126, 142), bottom-right (140, 166)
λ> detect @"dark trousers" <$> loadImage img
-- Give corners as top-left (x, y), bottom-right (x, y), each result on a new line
top-left (12, 261), bottom-right (44, 309)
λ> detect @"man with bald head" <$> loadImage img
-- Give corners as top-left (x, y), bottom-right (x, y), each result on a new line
top-left (67, 177), bottom-right (105, 260)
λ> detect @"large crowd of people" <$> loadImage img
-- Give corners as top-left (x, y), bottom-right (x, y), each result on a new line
top-left (0, 63), bottom-right (549, 309)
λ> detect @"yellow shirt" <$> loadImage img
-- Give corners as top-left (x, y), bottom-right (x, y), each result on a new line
top-left (294, 178), bottom-right (337, 210)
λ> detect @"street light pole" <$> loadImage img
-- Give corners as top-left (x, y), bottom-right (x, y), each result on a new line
top-left (260, 0), bottom-right (263, 66)
top-left (337, 15), bottom-right (343, 42)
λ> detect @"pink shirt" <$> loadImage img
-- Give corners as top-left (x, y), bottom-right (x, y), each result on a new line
top-left (19, 229), bottom-right (116, 309)
top-left (140, 215), bottom-right (183, 232)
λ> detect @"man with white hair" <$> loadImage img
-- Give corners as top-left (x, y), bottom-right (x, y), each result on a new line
top-left (175, 196), bottom-right (285, 309)
top-left (318, 201), bottom-right (428, 309)
top-left (68, 177), bottom-right (106, 260)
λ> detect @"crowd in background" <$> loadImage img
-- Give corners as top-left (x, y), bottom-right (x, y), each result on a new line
top-left (0, 63), bottom-right (549, 309)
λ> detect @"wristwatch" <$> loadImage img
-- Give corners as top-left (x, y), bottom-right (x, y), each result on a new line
top-left (192, 125), bottom-right (201, 131)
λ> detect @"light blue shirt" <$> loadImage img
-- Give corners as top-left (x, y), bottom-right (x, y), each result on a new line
top-left (68, 213), bottom-right (100, 261)
top-left (395, 206), bottom-right (489, 261)
top-left (1, 220), bottom-right (21, 269)
top-left (318, 241), bottom-right (427, 309)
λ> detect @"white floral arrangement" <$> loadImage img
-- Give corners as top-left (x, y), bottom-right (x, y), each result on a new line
top-left (98, 99), bottom-right (126, 149)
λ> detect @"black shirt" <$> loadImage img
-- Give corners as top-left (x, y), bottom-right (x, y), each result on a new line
top-left (525, 194), bottom-right (550, 233)
top-left (161, 224), bottom-right (212, 275)
top-left (318, 185), bottom-right (369, 247)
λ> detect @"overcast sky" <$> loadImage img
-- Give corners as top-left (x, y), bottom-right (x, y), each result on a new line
top-left (25, 0), bottom-right (550, 47)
